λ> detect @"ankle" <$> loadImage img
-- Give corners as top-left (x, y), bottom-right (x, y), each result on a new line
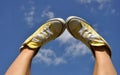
top-left (92, 46), bottom-right (111, 58)
top-left (95, 51), bottom-right (110, 60)
top-left (20, 46), bottom-right (39, 58)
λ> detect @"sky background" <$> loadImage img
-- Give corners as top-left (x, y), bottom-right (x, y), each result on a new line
top-left (0, 0), bottom-right (120, 75)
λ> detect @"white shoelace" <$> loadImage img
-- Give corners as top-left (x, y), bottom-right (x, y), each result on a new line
top-left (32, 26), bottom-right (53, 43)
top-left (78, 27), bottom-right (103, 43)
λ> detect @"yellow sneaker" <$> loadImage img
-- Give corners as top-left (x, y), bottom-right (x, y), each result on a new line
top-left (66, 16), bottom-right (111, 57)
top-left (20, 18), bottom-right (65, 50)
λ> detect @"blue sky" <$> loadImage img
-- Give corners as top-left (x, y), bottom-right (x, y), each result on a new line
top-left (0, 0), bottom-right (120, 75)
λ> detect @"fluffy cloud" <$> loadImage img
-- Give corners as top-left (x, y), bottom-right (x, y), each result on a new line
top-left (34, 30), bottom-right (90, 65)
top-left (21, 0), bottom-right (36, 27)
top-left (57, 30), bottom-right (90, 57)
top-left (34, 49), bottom-right (66, 65)
top-left (41, 6), bottom-right (55, 19)
top-left (78, 0), bottom-right (93, 4)
top-left (76, 0), bottom-right (118, 15)
top-left (21, 1), bottom-right (55, 27)
top-left (24, 6), bottom-right (35, 27)
top-left (65, 42), bottom-right (89, 57)
top-left (78, 0), bottom-right (111, 5)
top-left (77, 0), bottom-right (111, 10)
top-left (56, 29), bottom-right (75, 44)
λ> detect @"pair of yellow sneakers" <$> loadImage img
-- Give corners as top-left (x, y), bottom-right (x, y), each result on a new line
top-left (20, 16), bottom-right (111, 57)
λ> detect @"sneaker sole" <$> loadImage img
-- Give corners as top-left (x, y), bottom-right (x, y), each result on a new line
top-left (48, 18), bottom-right (66, 37)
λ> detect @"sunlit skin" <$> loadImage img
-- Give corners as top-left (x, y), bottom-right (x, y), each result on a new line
top-left (5, 46), bottom-right (117, 75)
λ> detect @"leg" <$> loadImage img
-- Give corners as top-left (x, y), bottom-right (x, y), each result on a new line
top-left (93, 46), bottom-right (117, 75)
top-left (5, 18), bottom-right (65, 75)
top-left (5, 47), bottom-right (38, 75)
top-left (66, 16), bottom-right (117, 75)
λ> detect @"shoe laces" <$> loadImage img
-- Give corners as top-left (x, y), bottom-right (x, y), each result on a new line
top-left (32, 26), bottom-right (53, 43)
top-left (78, 27), bottom-right (103, 43)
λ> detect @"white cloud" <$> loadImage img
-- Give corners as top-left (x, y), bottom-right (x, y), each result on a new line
top-left (78, 0), bottom-right (93, 4)
top-left (65, 42), bottom-right (89, 57)
top-left (78, 0), bottom-right (111, 4)
top-left (41, 6), bottom-right (55, 19)
top-left (57, 30), bottom-right (90, 57)
top-left (111, 9), bottom-right (116, 14)
top-left (110, 9), bottom-right (119, 15)
top-left (76, 0), bottom-right (118, 15)
top-left (34, 49), bottom-right (66, 65)
top-left (21, 0), bottom-right (36, 27)
top-left (77, 0), bottom-right (111, 10)
top-left (21, 1), bottom-right (55, 27)
top-left (24, 9), bottom-right (35, 26)
top-left (96, 0), bottom-right (111, 4)
top-left (56, 29), bottom-right (75, 44)
top-left (97, 0), bottom-right (111, 10)
top-left (34, 30), bottom-right (90, 65)
top-left (54, 57), bottom-right (67, 65)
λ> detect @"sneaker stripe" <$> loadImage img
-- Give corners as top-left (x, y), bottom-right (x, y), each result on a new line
top-left (45, 28), bottom-right (53, 35)
top-left (32, 38), bottom-right (41, 42)
top-left (78, 26), bottom-right (104, 43)
top-left (78, 27), bottom-right (87, 35)
top-left (32, 26), bottom-right (54, 43)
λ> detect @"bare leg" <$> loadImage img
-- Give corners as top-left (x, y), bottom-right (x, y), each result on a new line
top-left (5, 18), bottom-right (65, 75)
top-left (93, 46), bottom-right (117, 75)
top-left (65, 16), bottom-right (117, 75)
top-left (5, 46), bottom-right (38, 75)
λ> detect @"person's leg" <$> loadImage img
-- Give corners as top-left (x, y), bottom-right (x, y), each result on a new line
top-left (5, 18), bottom-right (65, 75)
top-left (5, 47), bottom-right (37, 75)
top-left (66, 16), bottom-right (117, 75)
top-left (93, 46), bottom-right (117, 75)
